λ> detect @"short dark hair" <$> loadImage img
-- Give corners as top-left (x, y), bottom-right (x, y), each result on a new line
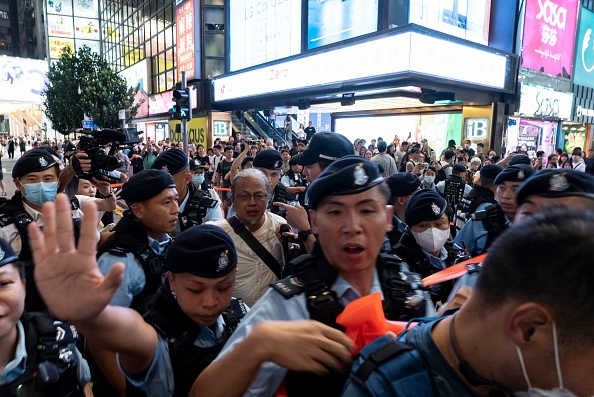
top-left (213, 144), bottom-right (222, 150)
top-left (475, 208), bottom-right (594, 347)
top-left (224, 146), bottom-right (233, 152)
top-left (477, 143), bottom-right (484, 148)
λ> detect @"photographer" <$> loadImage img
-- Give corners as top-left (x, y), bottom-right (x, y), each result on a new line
top-left (141, 137), bottom-right (160, 169)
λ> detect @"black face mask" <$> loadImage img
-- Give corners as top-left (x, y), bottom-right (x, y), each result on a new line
top-left (449, 313), bottom-right (514, 397)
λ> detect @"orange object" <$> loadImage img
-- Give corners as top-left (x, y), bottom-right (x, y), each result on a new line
top-left (336, 292), bottom-right (411, 354)
top-left (422, 253), bottom-right (487, 287)
top-left (109, 183), bottom-right (124, 187)
top-left (214, 187), bottom-right (231, 192)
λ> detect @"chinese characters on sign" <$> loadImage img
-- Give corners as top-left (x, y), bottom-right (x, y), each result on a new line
top-left (176, 0), bottom-right (196, 81)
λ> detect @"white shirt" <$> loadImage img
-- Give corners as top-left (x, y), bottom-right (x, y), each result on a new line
top-left (208, 212), bottom-right (287, 307)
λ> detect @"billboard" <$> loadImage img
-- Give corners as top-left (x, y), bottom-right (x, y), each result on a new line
top-left (308, 0), bottom-right (378, 49)
top-left (176, 0), bottom-right (200, 81)
top-left (573, 7), bottom-right (594, 89)
top-left (229, 0), bottom-right (301, 72)
top-left (0, 57), bottom-right (48, 103)
top-left (521, 0), bottom-right (580, 78)
top-left (47, 0), bottom-right (100, 60)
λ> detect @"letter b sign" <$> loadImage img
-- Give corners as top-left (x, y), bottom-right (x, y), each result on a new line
top-left (465, 118), bottom-right (489, 140)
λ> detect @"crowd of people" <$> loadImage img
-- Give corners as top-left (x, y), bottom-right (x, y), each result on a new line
top-left (0, 126), bottom-right (593, 397)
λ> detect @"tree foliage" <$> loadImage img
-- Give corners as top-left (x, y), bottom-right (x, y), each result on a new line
top-left (42, 46), bottom-right (141, 134)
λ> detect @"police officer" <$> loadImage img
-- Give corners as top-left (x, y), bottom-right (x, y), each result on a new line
top-left (252, 149), bottom-right (295, 216)
top-left (0, 237), bottom-right (92, 396)
top-left (454, 164), bottom-right (503, 232)
top-left (0, 148), bottom-right (85, 311)
top-left (28, 196), bottom-right (247, 397)
top-left (192, 156), bottom-right (431, 396)
top-left (385, 172), bottom-right (421, 248)
top-left (455, 164), bottom-right (534, 256)
top-left (389, 189), bottom-right (461, 307)
top-left (151, 149), bottom-right (222, 235)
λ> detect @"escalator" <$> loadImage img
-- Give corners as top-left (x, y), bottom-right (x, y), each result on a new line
top-left (230, 110), bottom-right (296, 147)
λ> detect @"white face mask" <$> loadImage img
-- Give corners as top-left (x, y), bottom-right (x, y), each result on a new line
top-left (411, 227), bottom-right (449, 253)
top-left (514, 323), bottom-right (579, 397)
top-left (423, 176), bottom-right (435, 185)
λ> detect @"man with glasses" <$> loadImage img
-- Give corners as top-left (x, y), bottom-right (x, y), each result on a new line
top-left (208, 168), bottom-right (287, 307)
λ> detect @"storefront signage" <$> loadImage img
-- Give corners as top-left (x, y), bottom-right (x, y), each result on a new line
top-left (521, 0), bottom-right (579, 77)
top-left (148, 91), bottom-right (176, 115)
top-left (519, 84), bottom-right (573, 120)
top-left (176, 0), bottom-right (200, 81)
top-left (576, 105), bottom-right (594, 118)
top-left (214, 29), bottom-right (511, 103)
top-left (573, 7), bottom-right (594, 89)
top-left (213, 120), bottom-right (230, 136)
top-left (465, 118), bottom-right (489, 140)
top-left (230, 0), bottom-right (301, 71)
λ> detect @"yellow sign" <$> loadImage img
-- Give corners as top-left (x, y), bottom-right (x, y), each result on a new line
top-left (49, 38), bottom-right (74, 59)
top-left (168, 117), bottom-right (207, 146)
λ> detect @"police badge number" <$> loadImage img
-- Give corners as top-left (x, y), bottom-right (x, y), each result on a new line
top-left (353, 164), bottom-right (368, 186)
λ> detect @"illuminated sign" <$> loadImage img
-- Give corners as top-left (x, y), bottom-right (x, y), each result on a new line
top-left (521, 0), bottom-right (579, 77)
top-left (230, 0), bottom-right (301, 71)
top-left (0, 57), bottom-right (48, 103)
top-left (73, 0), bottom-right (99, 19)
top-left (47, 0), bottom-right (73, 16)
top-left (214, 30), bottom-right (510, 102)
top-left (409, 0), bottom-right (491, 45)
top-left (176, 0), bottom-right (200, 81)
top-left (307, 0), bottom-right (378, 49)
top-left (49, 38), bottom-right (74, 59)
top-left (465, 118), bottom-right (489, 140)
top-left (519, 84), bottom-right (573, 120)
top-left (48, 15), bottom-right (74, 37)
top-left (573, 7), bottom-right (594, 89)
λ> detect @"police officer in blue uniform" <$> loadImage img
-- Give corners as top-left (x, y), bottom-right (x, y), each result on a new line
top-left (455, 164), bottom-right (534, 256)
top-left (29, 197), bottom-right (247, 397)
top-left (0, 237), bottom-right (91, 396)
top-left (384, 172), bottom-right (421, 249)
top-left (151, 149), bottom-right (222, 235)
top-left (191, 155), bottom-right (432, 397)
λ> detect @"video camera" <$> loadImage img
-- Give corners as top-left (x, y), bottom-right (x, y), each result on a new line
top-left (64, 127), bottom-right (142, 182)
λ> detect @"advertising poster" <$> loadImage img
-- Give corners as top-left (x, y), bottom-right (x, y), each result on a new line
top-left (75, 39), bottom-right (100, 55)
top-left (521, 0), bottom-right (579, 77)
top-left (229, 0), bottom-right (301, 72)
top-left (74, 17), bottom-right (100, 40)
top-left (561, 123), bottom-right (587, 153)
top-left (0, 57), bottom-right (48, 103)
top-left (517, 120), bottom-right (542, 154)
top-left (176, 0), bottom-right (198, 81)
top-left (308, 0), bottom-right (379, 49)
top-left (73, 0), bottom-right (99, 19)
top-left (573, 7), bottom-right (594, 89)
top-left (49, 37), bottom-right (74, 59)
top-left (47, 0), bottom-right (73, 15)
top-left (47, 15), bottom-right (75, 38)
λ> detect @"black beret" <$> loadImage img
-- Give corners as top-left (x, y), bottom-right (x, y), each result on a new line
top-left (165, 225), bottom-right (237, 278)
top-left (494, 164), bottom-right (534, 184)
top-left (253, 149), bottom-right (282, 170)
top-left (290, 132), bottom-right (354, 166)
top-left (151, 149), bottom-right (189, 175)
top-left (377, 141), bottom-right (387, 152)
top-left (444, 150), bottom-right (456, 160)
top-left (479, 164), bottom-right (503, 180)
top-left (189, 158), bottom-right (207, 171)
top-left (121, 169), bottom-right (176, 203)
top-left (308, 155), bottom-right (384, 210)
top-left (386, 172), bottom-right (421, 197)
top-left (0, 237), bottom-right (18, 268)
top-left (12, 148), bottom-right (57, 178)
top-left (405, 190), bottom-right (448, 226)
top-left (516, 169), bottom-right (594, 206)
top-left (509, 153), bottom-right (532, 166)
top-left (452, 164), bottom-right (467, 173)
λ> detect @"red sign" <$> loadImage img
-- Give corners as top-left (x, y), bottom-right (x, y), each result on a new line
top-left (176, 0), bottom-right (196, 81)
top-left (148, 91), bottom-right (176, 115)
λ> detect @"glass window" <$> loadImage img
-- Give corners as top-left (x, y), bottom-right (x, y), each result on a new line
top-left (204, 33), bottom-right (224, 57)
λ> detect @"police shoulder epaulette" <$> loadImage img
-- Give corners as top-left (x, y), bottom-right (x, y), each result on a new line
top-left (270, 275), bottom-right (305, 299)
top-left (472, 203), bottom-right (497, 220)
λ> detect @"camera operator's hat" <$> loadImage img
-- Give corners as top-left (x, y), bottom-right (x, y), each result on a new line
top-left (386, 172), bottom-right (421, 197)
top-left (121, 169), bottom-right (175, 204)
top-left (0, 237), bottom-right (18, 268)
top-left (405, 190), bottom-right (448, 227)
top-left (289, 132), bottom-right (354, 166)
top-left (189, 158), bottom-right (207, 171)
top-left (151, 149), bottom-right (189, 175)
top-left (308, 155), bottom-right (383, 210)
top-left (165, 224), bottom-right (237, 278)
top-left (12, 148), bottom-right (57, 179)
top-left (253, 149), bottom-right (283, 170)
top-left (494, 164), bottom-right (534, 185)
top-left (516, 169), bottom-right (594, 206)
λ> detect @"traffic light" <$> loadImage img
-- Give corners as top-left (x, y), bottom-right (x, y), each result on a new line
top-left (171, 88), bottom-right (192, 120)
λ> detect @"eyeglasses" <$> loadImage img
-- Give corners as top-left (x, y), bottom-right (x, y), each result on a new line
top-left (234, 193), bottom-right (268, 202)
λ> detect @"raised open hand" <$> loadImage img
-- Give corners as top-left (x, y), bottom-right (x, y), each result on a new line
top-left (29, 193), bottom-right (124, 322)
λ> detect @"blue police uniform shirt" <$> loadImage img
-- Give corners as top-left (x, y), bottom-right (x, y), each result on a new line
top-left (0, 321), bottom-right (91, 388)
top-left (173, 186), bottom-right (223, 236)
top-left (342, 317), bottom-right (481, 397)
top-left (454, 213), bottom-right (511, 257)
top-left (119, 315), bottom-right (231, 396)
top-left (214, 270), bottom-right (384, 397)
top-left (97, 235), bottom-right (171, 307)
